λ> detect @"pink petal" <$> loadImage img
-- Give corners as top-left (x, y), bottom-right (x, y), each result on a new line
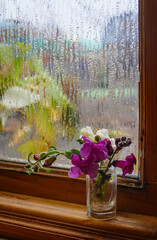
top-left (92, 148), bottom-right (108, 162)
top-left (125, 153), bottom-right (136, 164)
top-left (80, 140), bottom-right (93, 159)
top-left (122, 165), bottom-right (134, 177)
top-left (82, 137), bottom-right (93, 142)
top-left (68, 167), bottom-right (82, 178)
top-left (70, 154), bottom-right (81, 167)
top-left (88, 170), bottom-right (98, 179)
top-left (115, 160), bottom-right (125, 169)
top-left (90, 163), bottom-right (99, 171)
top-left (97, 139), bottom-right (108, 147)
top-left (90, 151), bottom-right (97, 162)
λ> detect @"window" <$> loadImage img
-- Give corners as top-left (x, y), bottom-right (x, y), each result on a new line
top-left (0, 0), bottom-right (139, 176)
top-left (0, 0), bottom-right (156, 218)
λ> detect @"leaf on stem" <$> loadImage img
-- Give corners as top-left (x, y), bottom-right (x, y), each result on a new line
top-left (65, 149), bottom-right (81, 159)
top-left (48, 145), bottom-right (57, 152)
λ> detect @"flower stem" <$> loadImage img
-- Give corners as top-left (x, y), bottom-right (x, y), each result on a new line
top-left (96, 148), bottom-right (118, 201)
top-left (103, 148), bottom-right (117, 175)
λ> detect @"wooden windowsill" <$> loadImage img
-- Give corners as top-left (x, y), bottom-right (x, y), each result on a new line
top-left (0, 191), bottom-right (156, 240)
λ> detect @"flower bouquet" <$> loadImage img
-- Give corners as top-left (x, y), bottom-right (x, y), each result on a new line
top-left (25, 126), bottom-right (136, 220)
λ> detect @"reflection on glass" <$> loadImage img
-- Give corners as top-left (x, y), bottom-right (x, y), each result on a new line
top-left (0, 0), bottom-right (139, 175)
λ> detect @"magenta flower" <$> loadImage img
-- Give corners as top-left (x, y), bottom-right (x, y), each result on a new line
top-left (113, 153), bottom-right (136, 177)
top-left (80, 137), bottom-right (108, 162)
top-left (68, 154), bottom-right (99, 179)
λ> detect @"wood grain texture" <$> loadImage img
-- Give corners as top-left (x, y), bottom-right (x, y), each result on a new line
top-left (0, 162), bottom-right (156, 216)
top-left (144, 0), bottom-right (157, 183)
top-left (0, 3), bottom-right (157, 239)
top-left (0, 191), bottom-right (156, 240)
top-left (139, 0), bottom-right (145, 186)
top-left (0, 163), bottom-right (86, 204)
top-left (117, 183), bottom-right (157, 216)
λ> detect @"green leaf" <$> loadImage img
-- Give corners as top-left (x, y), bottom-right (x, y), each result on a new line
top-left (99, 161), bottom-right (104, 167)
top-left (44, 169), bottom-right (51, 173)
top-left (95, 172), bottom-right (101, 182)
top-left (48, 145), bottom-right (57, 152)
top-left (64, 151), bottom-right (71, 159)
top-left (71, 149), bottom-right (81, 156)
top-left (65, 149), bottom-right (81, 159)
top-left (28, 152), bottom-right (33, 164)
top-left (77, 138), bottom-right (84, 144)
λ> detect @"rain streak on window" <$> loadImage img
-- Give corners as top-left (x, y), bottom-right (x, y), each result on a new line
top-left (0, 0), bottom-right (139, 175)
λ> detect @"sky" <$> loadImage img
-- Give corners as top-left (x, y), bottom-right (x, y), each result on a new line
top-left (0, 0), bottom-right (138, 40)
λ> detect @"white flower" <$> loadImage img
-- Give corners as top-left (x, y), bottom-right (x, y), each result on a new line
top-left (96, 128), bottom-right (116, 148)
top-left (81, 127), bottom-right (116, 148)
top-left (110, 138), bottom-right (116, 148)
top-left (81, 126), bottom-right (95, 140)
top-left (96, 128), bottom-right (109, 140)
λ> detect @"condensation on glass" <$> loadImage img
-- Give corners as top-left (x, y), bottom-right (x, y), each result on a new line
top-left (0, 0), bottom-right (139, 176)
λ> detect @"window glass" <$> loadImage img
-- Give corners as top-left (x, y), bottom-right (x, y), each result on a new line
top-left (0, 0), bottom-right (139, 175)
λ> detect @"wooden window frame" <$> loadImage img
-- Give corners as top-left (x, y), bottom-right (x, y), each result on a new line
top-left (0, 0), bottom-right (157, 218)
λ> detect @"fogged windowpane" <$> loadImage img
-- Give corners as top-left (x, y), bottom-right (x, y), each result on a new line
top-left (0, 0), bottom-right (139, 175)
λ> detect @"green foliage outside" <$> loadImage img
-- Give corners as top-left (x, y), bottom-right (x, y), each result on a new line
top-left (0, 42), bottom-right (80, 157)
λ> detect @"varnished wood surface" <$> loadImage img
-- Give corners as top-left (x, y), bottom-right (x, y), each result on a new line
top-left (139, 0), bottom-right (145, 186)
top-left (0, 1), bottom-right (156, 239)
top-left (0, 162), bottom-right (86, 204)
top-left (144, 0), bottom-right (157, 183)
top-left (0, 4), bottom-right (157, 240)
top-left (0, 191), bottom-right (156, 240)
top-left (0, 161), bottom-right (157, 217)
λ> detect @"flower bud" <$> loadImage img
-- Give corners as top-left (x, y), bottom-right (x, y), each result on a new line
top-left (115, 138), bottom-right (121, 146)
top-left (126, 138), bottom-right (132, 145)
top-left (44, 155), bottom-right (57, 167)
top-left (118, 142), bottom-right (123, 149)
top-left (77, 138), bottom-right (84, 144)
top-left (106, 140), bottom-right (113, 156)
top-left (34, 165), bottom-right (39, 172)
top-left (95, 135), bottom-right (101, 142)
top-left (121, 136), bottom-right (126, 141)
top-left (33, 154), bottom-right (39, 160)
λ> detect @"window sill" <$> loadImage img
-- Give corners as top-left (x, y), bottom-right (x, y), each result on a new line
top-left (0, 191), bottom-right (156, 240)
top-left (0, 162), bottom-right (157, 216)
